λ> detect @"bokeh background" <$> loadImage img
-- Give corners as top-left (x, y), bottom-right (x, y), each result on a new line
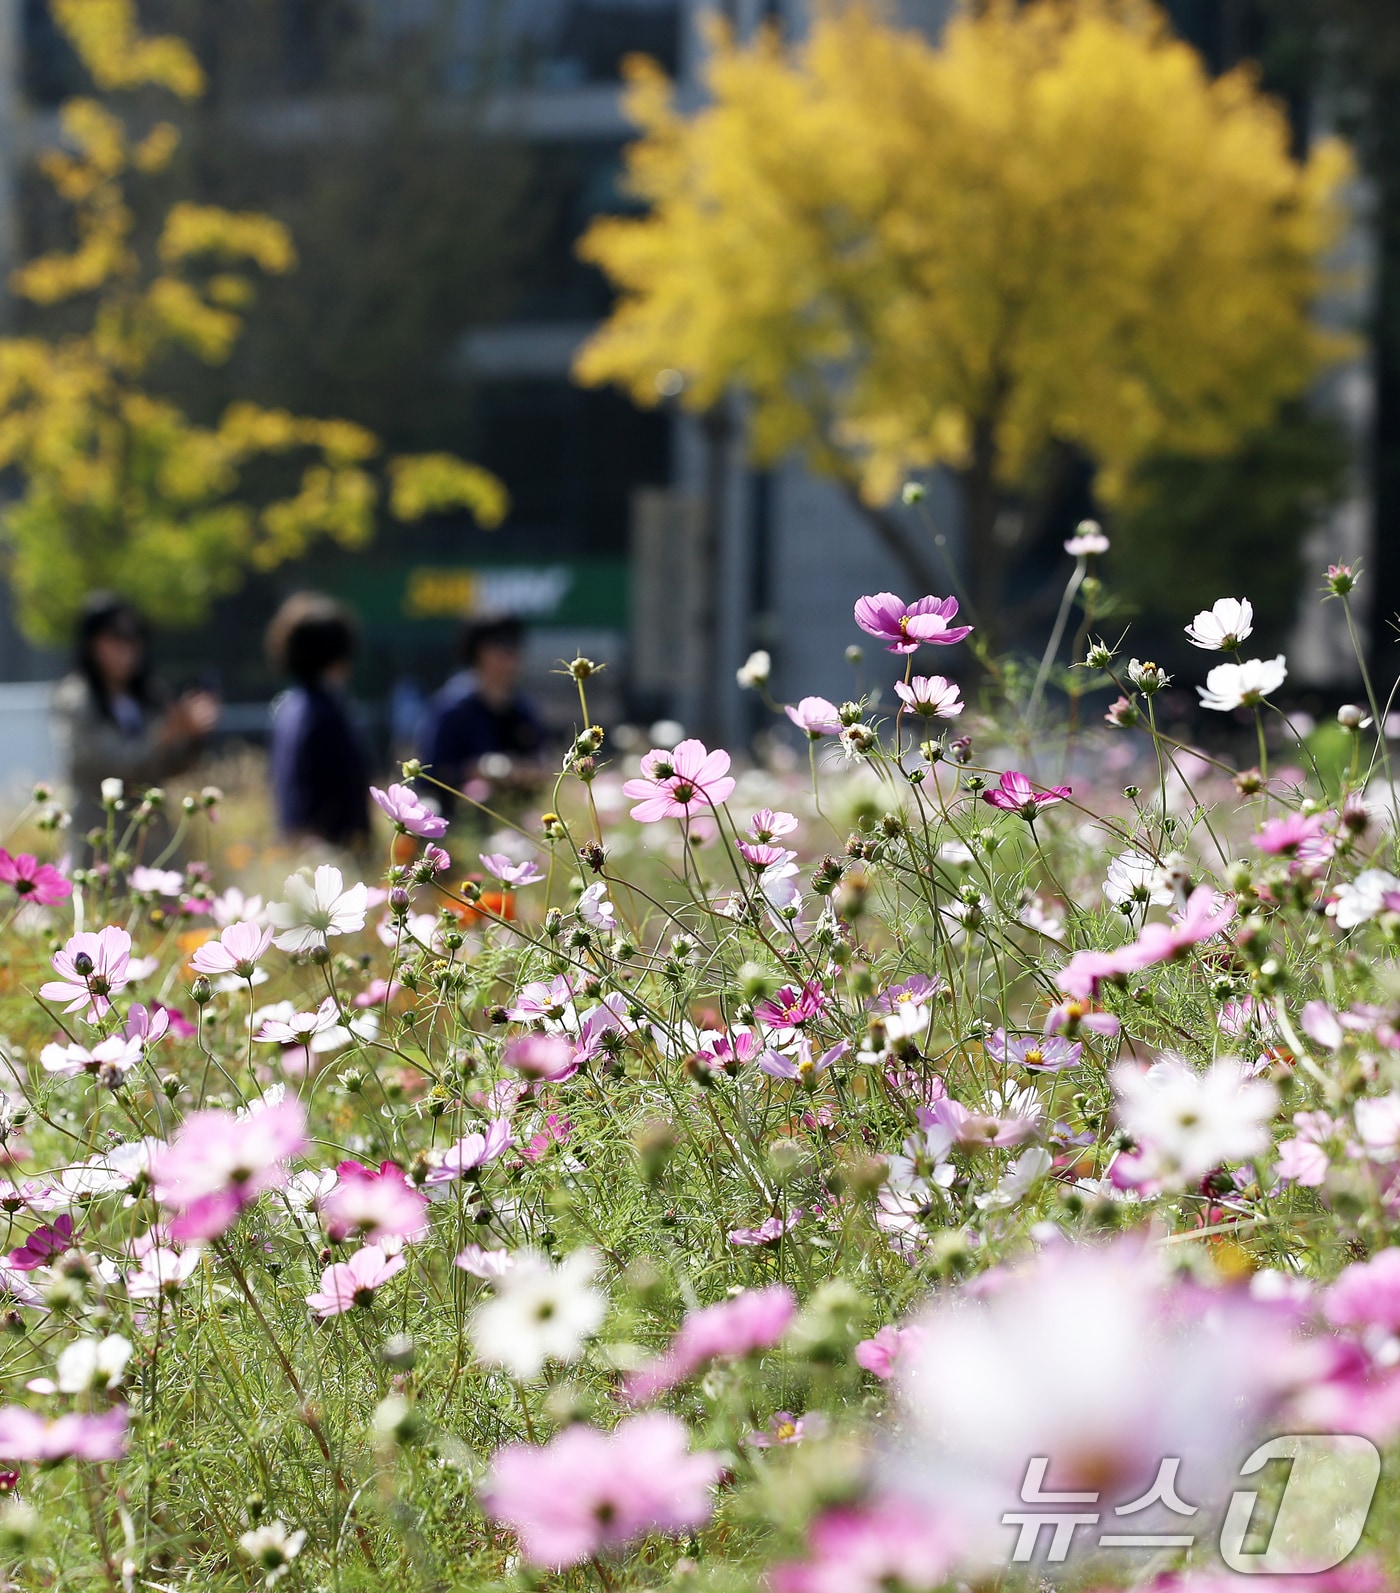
top-left (0, 0), bottom-right (1393, 790)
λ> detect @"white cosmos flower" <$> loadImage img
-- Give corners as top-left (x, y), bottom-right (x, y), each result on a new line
top-left (56, 1334), bottom-right (132, 1393)
top-left (239, 1521), bottom-right (306, 1587)
top-left (469, 1249), bottom-right (607, 1379)
top-left (1197, 655), bottom-right (1287, 712)
top-left (1328, 869), bottom-right (1400, 930)
top-left (1113, 1054), bottom-right (1276, 1184)
top-left (1103, 851), bottom-right (1173, 912)
top-left (269, 865), bottom-right (369, 953)
top-left (1185, 597), bottom-right (1254, 651)
top-left (736, 649), bottom-right (771, 689)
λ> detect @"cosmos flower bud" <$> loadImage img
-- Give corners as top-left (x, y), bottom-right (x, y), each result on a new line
top-left (190, 976), bottom-right (213, 1005)
top-left (1338, 703), bottom-right (1370, 731)
top-left (566, 656), bottom-right (599, 681)
top-left (901, 480), bottom-right (926, 504)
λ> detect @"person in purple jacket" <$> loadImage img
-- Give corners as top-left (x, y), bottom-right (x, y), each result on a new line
top-left (266, 593), bottom-right (370, 851)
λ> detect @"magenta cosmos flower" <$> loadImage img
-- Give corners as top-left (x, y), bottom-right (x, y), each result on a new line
top-left (0, 850), bottom-right (70, 906)
top-left (40, 926), bottom-right (132, 1018)
top-left (482, 1413), bottom-right (722, 1569)
top-left (370, 782), bottom-right (448, 839)
top-left (983, 770), bottom-right (1071, 820)
top-left (190, 920), bottom-right (274, 980)
top-left (622, 739), bottom-right (736, 822)
top-left (785, 697), bottom-right (843, 738)
top-left (624, 1284), bottom-right (796, 1403)
top-left (854, 592), bottom-right (972, 654)
top-left (754, 980), bottom-right (827, 1029)
top-left (8, 1214), bottom-right (76, 1271)
top-left (893, 675), bottom-right (963, 719)
top-left (151, 1096), bottom-right (308, 1241)
top-left (306, 1243), bottom-right (405, 1318)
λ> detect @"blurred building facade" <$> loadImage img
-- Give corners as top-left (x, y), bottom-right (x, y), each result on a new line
top-left (0, 0), bottom-right (1376, 775)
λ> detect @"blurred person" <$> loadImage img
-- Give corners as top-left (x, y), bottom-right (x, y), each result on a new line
top-left (420, 615), bottom-right (547, 811)
top-left (267, 593), bottom-right (370, 851)
top-left (52, 594), bottom-right (219, 858)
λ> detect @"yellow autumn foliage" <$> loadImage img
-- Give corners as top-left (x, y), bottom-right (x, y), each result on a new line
top-left (576, 0), bottom-right (1352, 514)
top-left (0, 0), bottom-right (507, 645)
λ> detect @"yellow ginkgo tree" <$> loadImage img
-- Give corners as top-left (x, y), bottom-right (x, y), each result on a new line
top-left (0, 0), bottom-right (507, 647)
top-left (575, 0), bottom-right (1352, 641)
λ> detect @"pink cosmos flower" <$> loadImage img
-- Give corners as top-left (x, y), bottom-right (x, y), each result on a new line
top-left (255, 996), bottom-right (340, 1046)
top-left (985, 1029), bottom-right (1082, 1072)
top-left (1043, 997), bottom-right (1120, 1038)
top-left (785, 697), bottom-right (842, 738)
top-left (425, 1119), bottom-right (512, 1185)
top-left (151, 1096), bottom-right (308, 1240)
top-left (853, 1324), bottom-right (922, 1380)
top-left (737, 841), bottom-right (796, 873)
top-left (754, 981), bottom-right (826, 1029)
top-left (729, 1209), bottom-right (802, 1246)
top-left (123, 1004), bottom-right (171, 1046)
top-left (321, 1161), bottom-right (428, 1243)
top-left (1053, 952), bottom-right (1126, 1001)
top-left (8, 1214), bottom-right (75, 1271)
top-left (1325, 1249), bottom-right (1400, 1334)
top-left (871, 974), bottom-right (944, 1015)
top-left (759, 1040), bottom-right (848, 1086)
top-left (479, 853), bottom-right (545, 886)
top-left (482, 1413), bottom-right (721, 1569)
top-left (623, 1284), bottom-right (796, 1403)
top-left (1252, 810), bottom-right (1334, 863)
top-left (125, 1245), bottom-right (202, 1298)
top-left (306, 1243), bottom-right (405, 1317)
top-left (769, 1496), bottom-right (960, 1593)
top-left (370, 783), bottom-right (448, 839)
top-left (521, 1114), bottom-right (571, 1163)
top-left (502, 1033), bottom-right (578, 1084)
top-left (893, 675), bottom-right (963, 719)
top-left (1116, 886), bottom-right (1236, 974)
top-left (921, 1095), bottom-right (1037, 1152)
top-left (982, 769), bottom-right (1071, 820)
top-left (622, 739), bottom-right (736, 823)
top-left (0, 850), bottom-right (70, 906)
top-left (747, 1410), bottom-right (825, 1447)
top-left (854, 593), bottom-right (972, 654)
top-left (40, 926), bottom-right (133, 1018)
top-left (748, 808), bottom-right (798, 841)
top-left (504, 975), bottom-right (575, 1025)
top-left (0, 1405), bottom-right (127, 1463)
top-left (354, 979), bottom-right (402, 1009)
top-left (190, 921), bottom-right (274, 980)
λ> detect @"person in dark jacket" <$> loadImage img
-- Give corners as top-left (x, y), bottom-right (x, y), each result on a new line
top-left (419, 615), bottom-right (547, 811)
top-left (52, 594), bottom-right (219, 861)
top-left (266, 593), bottom-right (370, 851)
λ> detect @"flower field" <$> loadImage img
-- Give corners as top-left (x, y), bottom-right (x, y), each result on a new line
top-left (2, 548), bottom-right (1400, 1591)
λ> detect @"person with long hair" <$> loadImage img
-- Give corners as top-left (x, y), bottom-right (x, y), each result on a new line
top-left (51, 594), bottom-right (220, 857)
top-left (266, 592), bottom-right (370, 851)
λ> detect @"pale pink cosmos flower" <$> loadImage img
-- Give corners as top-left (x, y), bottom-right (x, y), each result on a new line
top-left (425, 1119), bottom-right (512, 1185)
top-left (320, 1161), bottom-right (428, 1243)
top-left (269, 866), bottom-right (369, 954)
top-left (479, 853), bottom-right (545, 886)
top-left (769, 1495), bottom-right (960, 1593)
top-left (748, 808), bottom-right (798, 841)
top-left (40, 1033), bottom-right (143, 1080)
top-left (482, 1413), bottom-right (722, 1569)
top-left (1064, 522), bottom-right (1109, 557)
top-left (982, 770), bottom-right (1071, 820)
top-left (306, 1243), bottom-right (405, 1317)
top-left (370, 782), bottom-right (448, 839)
top-left (624, 1284), bottom-right (796, 1403)
top-left (1043, 996), bottom-right (1120, 1038)
top-left (747, 1410), bottom-right (825, 1447)
top-left (0, 1405), bottom-right (127, 1463)
top-left (41, 926), bottom-right (133, 1018)
top-left (502, 1034), bottom-right (578, 1084)
top-left (353, 979), bottom-right (401, 1009)
top-left (455, 1245), bottom-right (514, 1280)
top-left (854, 593), bottom-right (972, 654)
top-left (151, 1095), bottom-right (308, 1240)
top-left (1274, 1111), bottom-right (1336, 1188)
top-left (622, 739), bottom-right (736, 823)
top-left (785, 697), bottom-right (842, 738)
top-left (505, 975), bottom-right (576, 1026)
top-left (758, 1040), bottom-right (848, 1086)
top-left (123, 1003), bottom-right (172, 1046)
top-left (191, 921), bottom-right (274, 980)
top-left (125, 1245), bottom-right (202, 1299)
top-left (984, 1029), bottom-right (1081, 1073)
top-left (894, 675), bottom-right (963, 719)
top-left (0, 850), bottom-right (70, 906)
top-left (255, 996), bottom-right (340, 1046)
